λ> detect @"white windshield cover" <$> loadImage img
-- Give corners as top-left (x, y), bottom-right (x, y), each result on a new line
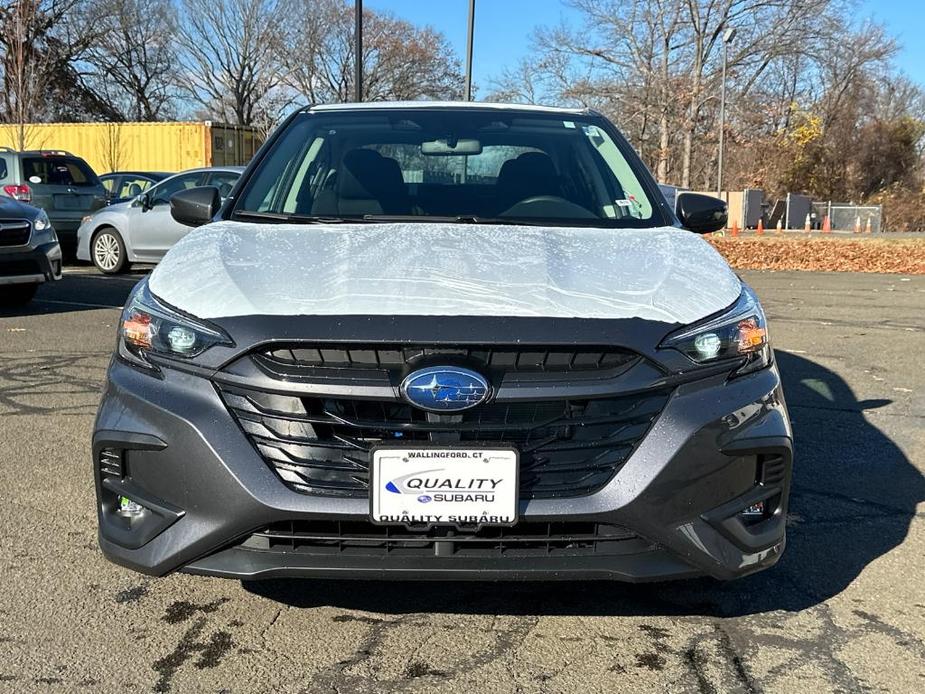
top-left (148, 221), bottom-right (741, 324)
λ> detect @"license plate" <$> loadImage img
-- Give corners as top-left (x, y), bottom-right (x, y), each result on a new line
top-left (370, 447), bottom-right (519, 526)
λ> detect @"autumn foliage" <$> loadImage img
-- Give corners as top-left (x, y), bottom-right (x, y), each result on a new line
top-left (707, 237), bottom-right (925, 274)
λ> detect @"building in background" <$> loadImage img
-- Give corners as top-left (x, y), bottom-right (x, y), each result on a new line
top-left (0, 122), bottom-right (262, 174)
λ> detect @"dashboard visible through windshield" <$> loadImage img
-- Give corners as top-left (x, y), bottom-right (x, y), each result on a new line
top-left (234, 108), bottom-right (667, 228)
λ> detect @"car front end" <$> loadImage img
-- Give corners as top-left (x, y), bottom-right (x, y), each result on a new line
top-left (92, 104), bottom-right (792, 582)
top-left (76, 202), bottom-right (130, 263)
top-left (0, 204), bottom-right (62, 292)
top-left (95, 229), bottom-right (790, 583)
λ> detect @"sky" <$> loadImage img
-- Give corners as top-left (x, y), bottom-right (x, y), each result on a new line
top-left (365, 0), bottom-right (925, 95)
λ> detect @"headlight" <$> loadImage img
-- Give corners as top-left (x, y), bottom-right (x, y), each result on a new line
top-left (660, 285), bottom-right (771, 376)
top-left (32, 211), bottom-right (56, 241)
top-left (119, 279), bottom-right (232, 370)
top-left (34, 211), bottom-right (51, 230)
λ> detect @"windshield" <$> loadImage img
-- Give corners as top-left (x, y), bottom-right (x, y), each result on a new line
top-left (234, 109), bottom-right (665, 227)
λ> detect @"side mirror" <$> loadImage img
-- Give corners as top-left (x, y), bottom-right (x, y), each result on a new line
top-left (675, 192), bottom-right (727, 234)
top-left (170, 186), bottom-right (221, 227)
top-left (136, 192), bottom-right (151, 211)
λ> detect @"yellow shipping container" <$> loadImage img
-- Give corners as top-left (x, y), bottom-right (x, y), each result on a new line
top-left (0, 121), bottom-right (262, 175)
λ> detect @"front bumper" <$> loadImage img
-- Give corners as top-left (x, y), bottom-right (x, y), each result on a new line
top-left (75, 220), bottom-right (94, 262)
top-left (93, 356), bottom-right (792, 582)
top-left (50, 217), bottom-right (83, 244)
top-left (0, 241), bottom-right (62, 285)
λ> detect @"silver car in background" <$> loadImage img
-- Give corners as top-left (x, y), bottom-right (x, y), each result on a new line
top-left (76, 166), bottom-right (243, 273)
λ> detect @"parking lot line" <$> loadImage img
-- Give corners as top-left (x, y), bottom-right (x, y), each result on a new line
top-left (34, 298), bottom-right (122, 310)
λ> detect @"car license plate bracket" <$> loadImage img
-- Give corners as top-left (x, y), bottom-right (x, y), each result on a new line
top-left (369, 446), bottom-right (519, 527)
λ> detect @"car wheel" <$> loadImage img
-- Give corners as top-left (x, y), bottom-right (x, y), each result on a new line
top-left (92, 227), bottom-right (128, 274)
top-left (0, 283), bottom-right (38, 307)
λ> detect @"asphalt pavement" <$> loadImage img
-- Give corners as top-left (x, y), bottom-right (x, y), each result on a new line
top-left (1, 267), bottom-right (923, 693)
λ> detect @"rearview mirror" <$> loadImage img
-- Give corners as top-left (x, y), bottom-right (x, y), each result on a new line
top-left (675, 192), bottom-right (727, 234)
top-left (421, 138), bottom-right (482, 155)
top-left (170, 186), bottom-right (220, 227)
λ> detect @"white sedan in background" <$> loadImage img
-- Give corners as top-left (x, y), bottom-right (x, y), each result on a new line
top-left (77, 166), bottom-right (243, 273)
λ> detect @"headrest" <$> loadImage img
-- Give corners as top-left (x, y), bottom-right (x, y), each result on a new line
top-left (338, 149), bottom-right (390, 200)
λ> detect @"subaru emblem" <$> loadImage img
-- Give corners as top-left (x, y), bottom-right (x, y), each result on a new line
top-left (400, 366), bottom-right (490, 412)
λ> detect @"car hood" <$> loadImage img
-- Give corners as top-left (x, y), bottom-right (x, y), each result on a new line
top-left (0, 196), bottom-right (39, 219)
top-left (148, 221), bottom-right (741, 325)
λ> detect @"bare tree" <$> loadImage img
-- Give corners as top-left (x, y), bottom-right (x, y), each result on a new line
top-left (534, 0), bottom-right (687, 182)
top-left (98, 121), bottom-right (124, 171)
top-left (176, 0), bottom-right (288, 127)
top-left (79, 0), bottom-right (178, 121)
top-left (0, 0), bottom-right (76, 146)
top-left (280, 0), bottom-right (463, 104)
top-left (0, 0), bottom-right (127, 131)
top-left (493, 0), bottom-right (893, 190)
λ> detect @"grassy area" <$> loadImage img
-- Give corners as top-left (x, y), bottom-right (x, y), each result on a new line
top-left (707, 236), bottom-right (925, 274)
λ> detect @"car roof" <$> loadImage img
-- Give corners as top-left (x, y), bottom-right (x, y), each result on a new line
top-left (17, 150), bottom-right (84, 157)
top-left (159, 166), bottom-right (245, 179)
top-left (307, 101), bottom-right (592, 116)
top-left (102, 171), bottom-right (171, 178)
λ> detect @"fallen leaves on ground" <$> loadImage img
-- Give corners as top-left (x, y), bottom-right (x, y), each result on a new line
top-left (707, 236), bottom-right (925, 274)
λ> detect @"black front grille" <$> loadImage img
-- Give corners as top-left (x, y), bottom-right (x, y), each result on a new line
top-left (0, 220), bottom-right (31, 247)
top-left (262, 344), bottom-right (638, 374)
top-left (220, 383), bottom-right (671, 499)
top-left (240, 519), bottom-right (647, 558)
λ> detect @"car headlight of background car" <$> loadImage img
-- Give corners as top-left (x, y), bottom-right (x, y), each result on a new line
top-left (660, 285), bottom-right (770, 376)
top-left (31, 211), bottom-right (57, 244)
top-left (119, 279), bottom-right (232, 370)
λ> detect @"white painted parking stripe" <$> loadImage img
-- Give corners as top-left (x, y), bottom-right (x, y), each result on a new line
top-left (34, 298), bottom-right (122, 310)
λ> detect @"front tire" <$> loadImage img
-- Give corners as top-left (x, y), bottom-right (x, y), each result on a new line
top-left (0, 283), bottom-right (38, 307)
top-left (92, 227), bottom-right (128, 274)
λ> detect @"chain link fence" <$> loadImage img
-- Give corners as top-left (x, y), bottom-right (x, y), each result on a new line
top-left (812, 202), bottom-right (883, 233)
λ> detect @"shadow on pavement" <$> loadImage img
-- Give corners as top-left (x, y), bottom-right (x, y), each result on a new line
top-left (0, 268), bottom-right (146, 317)
top-left (243, 351), bottom-right (924, 617)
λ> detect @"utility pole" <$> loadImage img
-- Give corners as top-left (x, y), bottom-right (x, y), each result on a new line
top-left (354, 0), bottom-right (363, 102)
top-left (464, 0), bottom-right (475, 101)
top-left (716, 26), bottom-right (736, 196)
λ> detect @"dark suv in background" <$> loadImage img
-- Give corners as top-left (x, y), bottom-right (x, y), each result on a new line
top-left (0, 195), bottom-right (61, 306)
top-left (0, 148), bottom-right (107, 253)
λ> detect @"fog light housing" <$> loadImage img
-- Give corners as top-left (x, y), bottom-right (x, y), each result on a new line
top-left (739, 501), bottom-right (765, 518)
top-left (117, 495), bottom-right (145, 517)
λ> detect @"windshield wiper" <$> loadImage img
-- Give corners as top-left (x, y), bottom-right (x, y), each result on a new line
top-left (361, 214), bottom-right (542, 226)
top-left (232, 210), bottom-right (363, 224)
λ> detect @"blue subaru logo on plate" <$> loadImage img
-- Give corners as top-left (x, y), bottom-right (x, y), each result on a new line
top-left (400, 366), bottom-right (490, 412)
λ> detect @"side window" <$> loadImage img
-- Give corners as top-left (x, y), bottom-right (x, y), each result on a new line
top-left (205, 171), bottom-right (240, 198)
top-left (118, 177), bottom-right (153, 199)
top-left (282, 136), bottom-right (327, 213)
top-left (102, 177), bottom-right (117, 193)
top-left (581, 125), bottom-right (653, 218)
top-left (151, 173), bottom-right (203, 204)
top-left (0, 156), bottom-right (14, 183)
